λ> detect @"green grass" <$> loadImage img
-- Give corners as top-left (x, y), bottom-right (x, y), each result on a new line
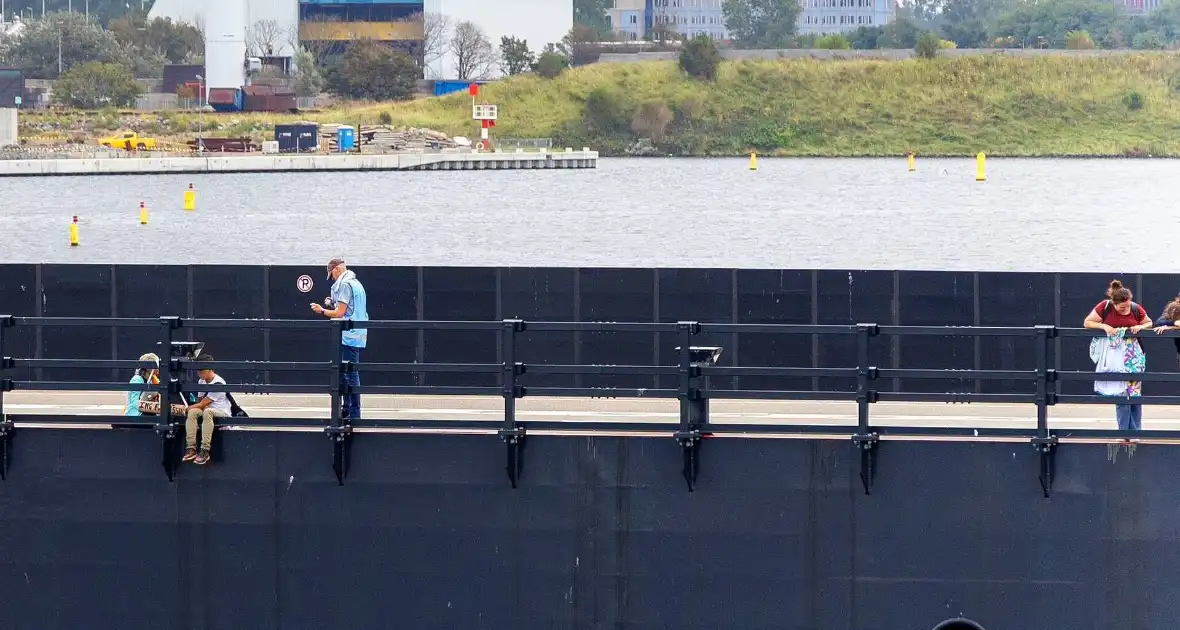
top-left (22, 54), bottom-right (1180, 156)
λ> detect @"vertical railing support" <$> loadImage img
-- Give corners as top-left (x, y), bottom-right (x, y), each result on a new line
top-left (852, 323), bottom-right (880, 495)
top-left (157, 316), bottom-right (182, 482)
top-left (1032, 324), bottom-right (1059, 498)
top-left (327, 319), bottom-right (352, 486)
top-left (674, 321), bottom-right (703, 491)
top-left (499, 319), bottom-right (527, 488)
top-left (0, 315), bottom-right (14, 480)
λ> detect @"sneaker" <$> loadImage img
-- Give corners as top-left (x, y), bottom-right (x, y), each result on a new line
top-left (194, 449), bottom-right (210, 465)
top-left (182, 447), bottom-right (198, 462)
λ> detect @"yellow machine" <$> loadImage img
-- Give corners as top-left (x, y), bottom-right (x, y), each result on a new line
top-left (99, 132), bottom-right (157, 151)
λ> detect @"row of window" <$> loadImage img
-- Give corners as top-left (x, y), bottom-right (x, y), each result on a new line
top-left (653, 0), bottom-right (723, 7)
top-left (805, 0), bottom-right (876, 8)
top-left (802, 13), bottom-right (875, 24)
top-left (652, 13), bottom-right (723, 25)
top-left (299, 4), bottom-right (421, 22)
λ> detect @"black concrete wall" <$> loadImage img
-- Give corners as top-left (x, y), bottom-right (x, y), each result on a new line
top-left (2, 265), bottom-right (1179, 394)
top-left (0, 428), bottom-right (1174, 629)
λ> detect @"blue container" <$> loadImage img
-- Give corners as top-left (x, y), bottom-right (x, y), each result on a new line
top-left (434, 80), bottom-right (476, 97)
top-left (208, 88), bottom-right (243, 113)
top-left (337, 126), bottom-right (356, 152)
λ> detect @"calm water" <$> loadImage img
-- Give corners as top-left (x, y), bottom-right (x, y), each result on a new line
top-left (0, 157), bottom-right (1175, 270)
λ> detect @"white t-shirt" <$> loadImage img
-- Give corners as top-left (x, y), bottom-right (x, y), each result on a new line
top-left (198, 375), bottom-right (233, 415)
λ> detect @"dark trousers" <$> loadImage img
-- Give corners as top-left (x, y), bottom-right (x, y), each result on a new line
top-left (1116, 402), bottom-right (1142, 431)
top-left (341, 345), bottom-right (361, 419)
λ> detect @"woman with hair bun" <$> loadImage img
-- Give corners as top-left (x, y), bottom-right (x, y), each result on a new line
top-left (1084, 280), bottom-right (1152, 431)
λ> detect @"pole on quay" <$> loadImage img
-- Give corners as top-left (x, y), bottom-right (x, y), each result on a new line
top-left (0, 314), bottom-right (13, 480)
top-left (852, 323), bottom-right (880, 495)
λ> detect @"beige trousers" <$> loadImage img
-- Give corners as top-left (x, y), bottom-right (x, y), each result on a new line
top-left (185, 407), bottom-right (229, 450)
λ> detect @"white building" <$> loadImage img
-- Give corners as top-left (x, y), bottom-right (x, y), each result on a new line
top-left (425, 0), bottom-right (573, 79)
top-left (149, 0), bottom-right (300, 58)
top-left (797, 0), bottom-right (894, 34)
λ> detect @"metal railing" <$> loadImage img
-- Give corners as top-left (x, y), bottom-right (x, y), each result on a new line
top-left (1, 315), bottom-right (1177, 496)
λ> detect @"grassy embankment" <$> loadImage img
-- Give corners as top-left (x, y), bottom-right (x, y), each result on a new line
top-left (20, 54), bottom-right (1180, 156)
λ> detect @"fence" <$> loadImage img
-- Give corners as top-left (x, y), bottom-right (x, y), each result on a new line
top-left (1, 314), bottom-right (1178, 496)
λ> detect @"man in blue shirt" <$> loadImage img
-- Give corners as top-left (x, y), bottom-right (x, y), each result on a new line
top-left (311, 257), bottom-right (368, 420)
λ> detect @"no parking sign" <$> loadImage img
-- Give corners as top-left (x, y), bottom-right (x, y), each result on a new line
top-left (297, 275), bottom-right (314, 293)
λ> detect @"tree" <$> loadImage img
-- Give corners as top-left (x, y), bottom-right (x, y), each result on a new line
top-left (53, 61), bottom-right (140, 108)
top-left (573, 0), bottom-right (612, 38)
top-left (561, 24), bottom-right (604, 66)
top-left (533, 45), bottom-right (570, 79)
top-left (110, 14), bottom-right (203, 65)
top-left (993, 0), bottom-right (1126, 48)
top-left (327, 40), bottom-right (419, 101)
top-left (293, 47), bottom-right (326, 97)
top-left (877, 16), bottom-right (923, 48)
top-left (450, 21), bottom-right (497, 81)
top-left (722, 0), bottom-right (801, 49)
top-left (422, 12), bottom-right (452, 78)
top-left (3, 12), bottom-right (127, 78)
top-left (915, 31), bottom-right (942, 58)
top-left (247, 19), bottom-right (287, 57)
top-left (500, 36), bottom-right (534, 76)
top-left (678, 34), bottom-right (721, 80)
top-left (848, 26), bottom-right (884, 49)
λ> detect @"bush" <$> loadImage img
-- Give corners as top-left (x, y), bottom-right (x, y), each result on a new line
top-left (582, 87), bottom-right (631, 135)
top-left (53, 62), bottom-right (140, 108)
top-left (679, 34), bottom-right (722, 80)
top-left (915, 32), bottom-right (941, 59)
top-left (1065, 30), bottom-right (1096, 50)
top-left (378, 111), bottom-right (393, 125)
top-left (1124, 90), bottom-right (1145, 111)
top-left (1132, 31), bottom-right (1166, 50)
top-left (631, 100), bottom-right (674, 144)
top-left (533, 50), bottom-right (570, 79)
top-left (815, 34), bottom-right (851, 50)
top-left (326, 40), bottom-right (419, 101)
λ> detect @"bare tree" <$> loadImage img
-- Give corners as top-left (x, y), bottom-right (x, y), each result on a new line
top-left (449, 20), bottom-right (496, 81)
top-left (298, 14), bottom-right (344, 66)
top-left (247, 19), bottom-right (285, 56)
top-left (421, 12), bottom-right (451, 78)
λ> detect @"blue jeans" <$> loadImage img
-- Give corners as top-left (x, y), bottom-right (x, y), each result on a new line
top-left (341, 345), bottom-right (361, 420)
top-left (1116, 402), bottom-right (1141, 431)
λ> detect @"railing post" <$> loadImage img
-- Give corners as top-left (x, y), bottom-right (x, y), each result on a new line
top-left (327, 319), bottom-right (352, 486)
top-left (1032, 324), bottom-right (1059, 498)
top-left (674, 321), bottom-right (703, 491)
top-left (852, 323), bottom-right (880, 495)
top-left (157, 316), bottom-right (182, 482)
top-left (499, 319), bottom-right (527, 488)
top-left (0, 315), bottom-right (14, 480)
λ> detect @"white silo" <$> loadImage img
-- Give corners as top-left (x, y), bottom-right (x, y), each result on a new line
top-left (203, 0), bottom-right (248, 96)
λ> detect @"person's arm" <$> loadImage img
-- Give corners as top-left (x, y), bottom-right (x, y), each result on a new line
top-left (1131, 309), bottom-right (1153, 334)
top-left (190, 382), bottom-right (214, 410)
top-left (313, 283), bottom-right (350, 318)
top-left (1084, 309), bottom-right (1115, 334)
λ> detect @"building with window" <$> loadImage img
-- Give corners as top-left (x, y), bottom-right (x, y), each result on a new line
top-left (299, 0), bottom-right (425, 58)
top-left (648, 0), bottom-right (728, 39)
top-left (607, 0), bottom-right (647, 40)
top-left (797, 0), bottom-right (894, 35)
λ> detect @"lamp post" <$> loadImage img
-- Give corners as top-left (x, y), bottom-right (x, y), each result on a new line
top-left (195, 74), bottom-right (204, 152)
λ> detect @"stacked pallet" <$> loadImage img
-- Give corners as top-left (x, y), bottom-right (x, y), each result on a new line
top-left (356, 126), bottom-right (458, 153)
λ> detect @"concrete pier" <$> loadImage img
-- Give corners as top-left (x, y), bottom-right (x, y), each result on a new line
top-left (0, 149), bottom-right (599, 176)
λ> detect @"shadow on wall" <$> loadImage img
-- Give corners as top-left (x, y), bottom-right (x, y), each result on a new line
top-left (933, 619), bottom-right (986, 630)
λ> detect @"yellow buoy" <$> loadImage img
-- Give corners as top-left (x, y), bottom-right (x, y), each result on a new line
top-left (69, 216), bottom-right (79, 247)
top-left (975, 152), bottom-right (987, 181)
top-left (183, 183), bottom-right (195, 211)
top-left (907, 152), bottom-right (916, 172)
top-left (139, 201), bottom-right (149, 225)
top-left (749, 152), bottom-right (757, 171)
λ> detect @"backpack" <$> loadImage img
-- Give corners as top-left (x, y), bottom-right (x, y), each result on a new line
top-left (1100, 300), bottom-right (1145, 324)
top-left (226, 392), bottom-right (249, 418)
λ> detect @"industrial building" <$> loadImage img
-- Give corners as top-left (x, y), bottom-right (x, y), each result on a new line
top-left (149, 0), bottom-right (572, 83)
